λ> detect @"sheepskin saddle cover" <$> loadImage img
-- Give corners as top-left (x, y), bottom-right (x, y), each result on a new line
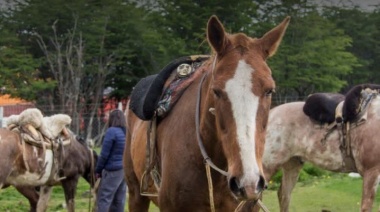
top-left (7, 108), bottom-right (72, 148)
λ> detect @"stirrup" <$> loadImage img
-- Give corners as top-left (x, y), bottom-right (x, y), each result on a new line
top-left (140, 171), bottom-right (158, 197)
top-left (151, 169), bottom-right (161, 191)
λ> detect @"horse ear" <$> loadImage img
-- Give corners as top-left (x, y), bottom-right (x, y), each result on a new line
top-left (258, 16), bottom-right (290, 58)
top-left (207, 15), bottom-right (229, 54)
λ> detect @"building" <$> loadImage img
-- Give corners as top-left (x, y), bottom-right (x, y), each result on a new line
top-left (0, 94), bottom-right (35, 127)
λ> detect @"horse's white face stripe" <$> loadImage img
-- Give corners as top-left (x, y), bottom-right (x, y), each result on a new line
top-left (225, 60), bottom-right (260, 185)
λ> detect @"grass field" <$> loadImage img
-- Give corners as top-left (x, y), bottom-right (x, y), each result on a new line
top-left (263, 174), bottom-right (380, 212)
top-left (1, 171), bottom-right (379, 211)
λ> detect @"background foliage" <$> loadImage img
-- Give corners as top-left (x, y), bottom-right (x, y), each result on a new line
top-left (0, 0), bottom-right (379, 136)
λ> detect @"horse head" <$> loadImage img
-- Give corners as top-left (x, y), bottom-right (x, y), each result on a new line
top-left (202, 15), bottom-right (290, 200)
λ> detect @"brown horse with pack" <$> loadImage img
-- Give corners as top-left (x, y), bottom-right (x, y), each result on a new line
top-left (0, 108), bottom-right (98, 212)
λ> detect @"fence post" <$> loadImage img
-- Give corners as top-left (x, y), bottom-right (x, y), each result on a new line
top-left (0, 106), bottom-right (3, 127)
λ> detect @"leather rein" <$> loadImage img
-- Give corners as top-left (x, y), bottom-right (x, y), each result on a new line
top-left (195, 71), bottom-right (228, 177)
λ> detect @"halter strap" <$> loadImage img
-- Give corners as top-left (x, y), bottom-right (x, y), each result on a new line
top-left (195, 57), bottom-right (228, 177)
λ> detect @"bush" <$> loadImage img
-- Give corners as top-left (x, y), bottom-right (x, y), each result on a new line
top-left (266, 162), bottom-right (332, 190)
top-left (302, 162), bottom-right (330, 177)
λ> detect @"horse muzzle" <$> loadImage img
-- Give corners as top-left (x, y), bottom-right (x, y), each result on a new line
top-left (228, 175), bottom-right (266, 200)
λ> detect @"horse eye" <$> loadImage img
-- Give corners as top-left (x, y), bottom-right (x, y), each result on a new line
top-left (213, 89), bottom-right (222, 98)
top-left (265, 88), bottom-right (275, 97)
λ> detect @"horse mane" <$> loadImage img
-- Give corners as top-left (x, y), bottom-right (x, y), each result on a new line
top-left (66, 128), bottom-right (88, 147)
top-left (75, 135), bottom-right (88, 147)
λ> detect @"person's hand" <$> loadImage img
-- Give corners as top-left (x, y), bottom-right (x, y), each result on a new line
top-left (95, 173), bottom-right (101, 180)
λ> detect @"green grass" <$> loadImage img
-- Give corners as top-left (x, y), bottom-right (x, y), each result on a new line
top-left (0, 148), bottom-right (160, 212)
top-left (0, 178), bottom-right (160, 212)
top-left (263, 174), bottom-right (380, 212)
top-left (1, 174), bottom-right (379, 211)
top-left (1, 162), bottom-right (379, 211)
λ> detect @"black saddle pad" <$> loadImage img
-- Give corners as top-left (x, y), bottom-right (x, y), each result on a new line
top-left (303, 93), bottom-right (345, 124)
top-left (129, 74), bottom-right (160, 120)
top-left (129, 55), bottom-right (210, 120)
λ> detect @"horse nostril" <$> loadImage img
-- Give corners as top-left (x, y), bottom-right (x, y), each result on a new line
top-left (228, 176), bottom-right (240, 195)
top-left (258, 175), bottom-right (266, 192)
top-left (229, 175), bottom-right (266, 199)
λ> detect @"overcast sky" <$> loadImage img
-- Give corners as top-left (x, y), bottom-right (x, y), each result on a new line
top-left (315, 0), bottom-right (379, 11)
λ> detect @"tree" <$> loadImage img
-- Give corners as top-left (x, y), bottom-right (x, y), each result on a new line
top-left (2, 0), bottom-right (161, 140)
top-left (323, 6), bottom-right (380, 91)
top-left (0, 15), bottom-right (49, 101)
top-left (143, 0), bottom-right (261, 60)
top-left (254, 1), bottom-right (360, 101)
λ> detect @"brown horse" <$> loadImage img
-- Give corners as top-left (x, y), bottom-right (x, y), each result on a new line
top-left (124, 15), bottom-right (290, 211)
top-left (263, 95), bottom-right (380, 211)
top-left (0, 129), bottom-right (97, 212)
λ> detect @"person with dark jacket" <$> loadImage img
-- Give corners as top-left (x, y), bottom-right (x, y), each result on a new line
top-left (95, 109), bottom-right (127, 212)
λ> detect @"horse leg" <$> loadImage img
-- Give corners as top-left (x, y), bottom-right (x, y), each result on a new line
top-left (249, 160), bottom-right (285, 212)
top-left (15, 186), bottom-right (39, 212)
top-left (37, 186), bottom-right (53, 212)
top-left (361, 171), bottom-right (380, 212)
top-left (278, 157), bottom-right (303, 212)
top-left (61, 177), bottom-right (79, 212)
top-left (124, 166), bottom-right (151, 211)
top-left (124, 149), bottom-right (151, 210)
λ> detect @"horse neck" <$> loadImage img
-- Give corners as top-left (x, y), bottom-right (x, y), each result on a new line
top-left (84, 148), bottom-right (97, 185)
top-left (71, 137), bottom-right (96, 186)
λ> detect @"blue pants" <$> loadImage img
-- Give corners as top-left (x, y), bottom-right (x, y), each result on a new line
top-left (96, 169), bottom-right (127, 212)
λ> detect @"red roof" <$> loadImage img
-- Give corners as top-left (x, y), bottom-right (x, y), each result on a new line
top-left (0, 95), bottom-right (35, 117)
top-left (0, 94), bottom-right (27, 105)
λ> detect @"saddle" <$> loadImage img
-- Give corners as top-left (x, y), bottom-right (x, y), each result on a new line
top-left (342, 84), bottom-right (380, 123)
top-left (129, 55), bottom-right (210, 120)
top-left (303, 93), bottom-right (345, 124)
top-left (7, 108), bottom-right (72, 183)
top-left (303, 84), bottom-right (380, 125)
top-left (9, 124), bottom-right (71, 184)
top-left (303, 84), bottom-right (380, 172)
top-left (133, 55), bottom-right (211, 197)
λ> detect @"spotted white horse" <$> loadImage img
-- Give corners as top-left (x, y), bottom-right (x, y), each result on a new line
top-left (262, 87), bottom-right (380, 212)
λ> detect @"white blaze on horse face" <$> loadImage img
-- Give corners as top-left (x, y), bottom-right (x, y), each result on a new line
top-left (225, 60), bottom-right (260, 185)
